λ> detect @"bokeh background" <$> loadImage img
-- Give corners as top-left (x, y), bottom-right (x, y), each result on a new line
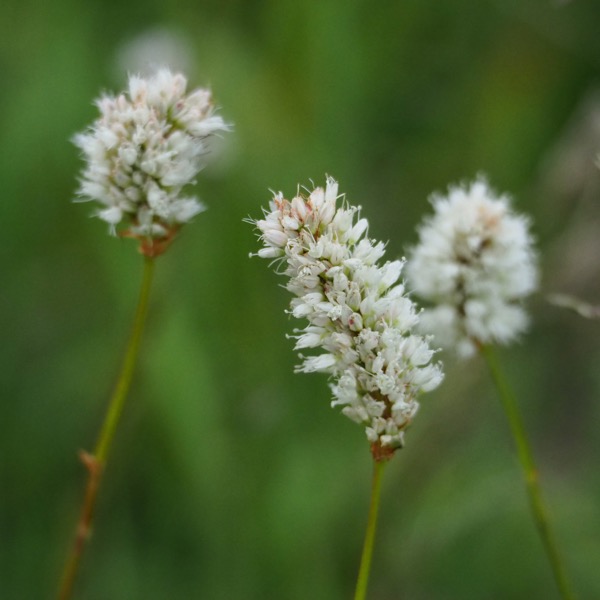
top-left (2, 1), bottom-right (600, 598)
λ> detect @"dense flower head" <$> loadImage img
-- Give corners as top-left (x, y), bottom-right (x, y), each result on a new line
top-left (406, 177), bottom-right (538, 357)
top-left (73, 69), bottom-right (228, 254)
top-left (251, 177), bottom-right (443, 458)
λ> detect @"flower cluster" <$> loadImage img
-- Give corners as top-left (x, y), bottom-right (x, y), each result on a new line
top-left (73, 69), bottom-right (228, 254)
top-left (252, 177), bottom-right (443, 458)
top-left (406, 177), bottom-right (538, 357)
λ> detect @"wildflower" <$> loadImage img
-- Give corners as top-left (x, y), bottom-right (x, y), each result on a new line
top-left (406, 177), bottom-right (538, 357)
top-left (251, 177), bottom-right (443, 458)
top-left (73, 69), bottom-right (228, 255)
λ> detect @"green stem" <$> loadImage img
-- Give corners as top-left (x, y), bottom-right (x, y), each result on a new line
top-left (480, 344), bottom-right (575, 600)
top-left (58, 256), bottom-right (156, 600)
top-left (354, 459), bottom-right (386, 600)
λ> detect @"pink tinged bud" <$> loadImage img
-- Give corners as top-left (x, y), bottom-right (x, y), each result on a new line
top-left (348, 312), bottom-right (363, 331)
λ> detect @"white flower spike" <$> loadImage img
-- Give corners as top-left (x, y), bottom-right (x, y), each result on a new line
top-left (406, 177), bottom-right (538, 357)
top-left (251, 177), bottom-right (443, 460)
top-left (74, 69), bottom-right (228, 256)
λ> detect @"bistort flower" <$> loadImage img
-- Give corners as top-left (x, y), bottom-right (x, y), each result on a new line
top-left (251, 177), bottom-right (443, 459)
top-left (73, 69), bottom-right (228, 255)
top-left (406, 177), bottom-right (538, 357)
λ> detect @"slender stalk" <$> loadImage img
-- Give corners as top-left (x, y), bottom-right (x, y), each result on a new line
top-left (480, 344), bottom-right (575, 600)
top-left (354, 459), bottom-right (387, 600)
top-left (58, 256), bottom-right (156, 600)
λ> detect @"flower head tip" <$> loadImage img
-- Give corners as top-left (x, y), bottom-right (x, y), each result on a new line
top-left (73, 69), bottom-right (229, 256)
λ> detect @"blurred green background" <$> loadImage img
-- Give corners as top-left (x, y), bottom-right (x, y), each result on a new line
top-left (1, 0), bottom-right (600, 598)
